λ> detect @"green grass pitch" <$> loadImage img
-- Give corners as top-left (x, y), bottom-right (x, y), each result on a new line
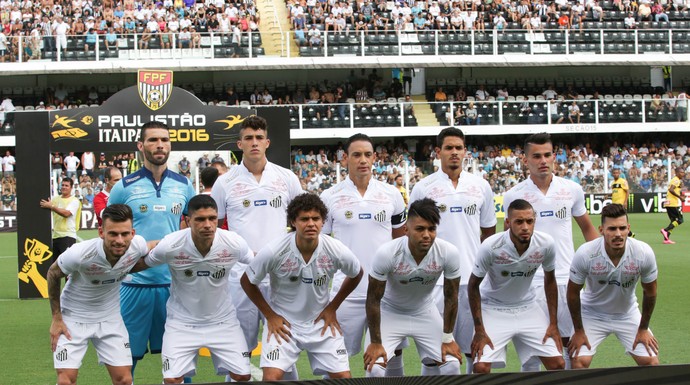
top-left (1, 213), bottom-right (688, 384)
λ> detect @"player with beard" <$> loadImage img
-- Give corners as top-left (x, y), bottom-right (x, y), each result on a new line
top-left (109, 121), bottom-right (195, 379)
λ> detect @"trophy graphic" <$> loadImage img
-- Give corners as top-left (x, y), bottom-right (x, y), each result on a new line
top-left (18, 238), bottom-right (53, 298)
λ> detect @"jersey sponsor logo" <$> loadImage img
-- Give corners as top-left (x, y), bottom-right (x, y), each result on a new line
top-left (344, 210), bottom-right (353, 219)
top-left (242, 199), bottom-right (251, 208)
top-left (139, 204), bottom-right (148, 213)
top-left (359, 213), bottom-right (372, 220)
top-left (409, 276), bottom-right (423, 283)
top-left (171, 202), bottom-right (182, 215)
top-left (124, 342), bottom-right (130, 348)
top-left (266, 348), bottom-right (280, 361)
top-left (464, 204), bottom-right (477, 215)
top-left (336, 349), bottom-right (347, 355)
top-left (55, 348), bottom-right (68, 362)
top-left (302, 277), bottom-right (313, 284)
top-left (212, 268), bottom-right (226, 279)
top-left (540, 211), bottom-right (554, 217)
top-left (555, 206), bottom-right (567, 219)
top-left (254, 200), bottom-right (267, 206)
top-left (153, 205), bottom-right (166, 212)
top-left (510, 267), bottom-right (537, 277)
top-left (269, 196), bottom-right (282, 208)
top-left (422, 279), bottom-right (436, 285)
top-left (374, 210), bottom-right (386, 222)
top-left (242, 351), bottom-right (251, 358)
top-left (314, 274), bottom-right (327, 286)
top-left (102, 279), bottom-right (115, 284)
top-left (184, 269), bottom-right (193, 277)
top-left (450, 206), bottom-right (463, 213)
top-left (197, 271), bottom-right (210, 276)
top-left (608, 280), bottom-right (621, 286)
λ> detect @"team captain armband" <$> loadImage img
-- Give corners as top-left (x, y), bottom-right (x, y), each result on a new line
top-left (391, 210), bottom-right (407, 226)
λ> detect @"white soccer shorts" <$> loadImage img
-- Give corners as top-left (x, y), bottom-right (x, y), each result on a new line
top-left (534, 284), bottom-right (574, 337)
top-left (576, 309), bottom-right (657, 357)
top-left (259, 319), bottom-right (350, 375)
top-left (53, 318), bottom-right (132, 369)
top-left (336, 296), bottom-right (409, 356)
top-left (161, 319), bottom-right (250, 379)
top-left (475, 302), bottom-right (561, 367)
top-left (229, 271), bottom-right (270, 351)
top-left (434, 284), bottom-right (472, 354)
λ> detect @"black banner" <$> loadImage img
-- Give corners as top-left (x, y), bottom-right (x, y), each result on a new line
top-left (16, 70), bottom-right (290, 299)
top-left (585, 192), bottom-right (667, 214)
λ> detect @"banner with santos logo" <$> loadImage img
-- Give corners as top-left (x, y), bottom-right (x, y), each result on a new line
top-left (15, 69), bottom-right (290, 299)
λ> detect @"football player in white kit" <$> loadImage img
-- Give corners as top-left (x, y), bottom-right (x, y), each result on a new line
top-left (408, 127), bottom-right (496, 373)
top-left (364, 198), bottom-right (463, 377)
top-left (47, 204), bottom-right (151, 385)
top-left (503, 132), bottom-right (598, 371)
top-left (210, 115), bottom-right (303, 380)
top-left (320, 133), bottom-right (408, 376)
top-left (241, 193), bottom-right (364, 381)
top-left (468, 199), bottom-right (565, 373)
top-left (144, 195), bottom-right (253, 383)
top-left (567, 204), bottom-right (659, 368)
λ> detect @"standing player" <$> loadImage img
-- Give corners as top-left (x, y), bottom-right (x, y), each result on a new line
top-left (93, 166), bottom-right (123, 227)
top-left (568, 204), bottom-right (659, 367)
top-left (211, 115), bottom-right (303, 380)
top-left (144, 195), bottom-right (252, 383)
top-left (609, 168), bottom-right (634, 238)
top-left (320, 133), bottom-right (408, 376)
top-left (40, 177), bottom-right (82, 261)
top-left (364, 198), bottom-right (463, 377)
top-left (468, 199), bottom-right (564, 373)
top-left (661, 167), bottom-right (685, 244)
top-left (47, 205), bottom-right (150, 385)
top-left (108, 121), bottom-right (196, 377)
top-left (408, 127), bottom-right (496, 372)
top-left (503, 132), bottom-right (598, 370)
top-left (240, 193), bottom-right (363, 381)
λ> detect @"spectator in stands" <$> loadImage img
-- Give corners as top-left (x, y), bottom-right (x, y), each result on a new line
top-left (139, 25), bottom-right (153, 49)
top-left (568, 101), bottom-right (581, 123)
top-left (558, 12), bottom-right (570, 29)
top-left (493, 12), bottom-right (507, 32)
top-left (104, 27), bottom-right (118, 50)
top-left (542, 84), bottom-right (558, 100)
top-left (496, 87), bottom-right (509, 101)
top-left (652, 1), bottom-right (669, 21)
top-left (308, 24), bottom-right (322, 47)
top-left (178, 27), bottom-right (191, 48)
top-left (84, 28), bottom-right (97, 52)
top-left (664, 90), bottom-right (677, 113)
top-left (549, 99), bottom-right (565, 124)
top-left (676, 90), bottom-right (688, 121)
top-left (454, 103), bottom-right (466, 125)
top-left (178, 155), bottom-right (191, 178)
top-left (591, 0), bottom-right (605, 21)
top-left (261, 89), bottom-right (273, 105)
top-left (455, 87), bottom-right (467, 102)
top-left (373, 13), bottom-right (390, 35)
top-left (434, 86), bottom-right (448, 113)
top-left (650, 94), bottom-right (664, 113)
top-left (355, 84), bottom-right (369, 103)
top-left (475, 84), bottom-right (489, 101)
top-left (465, 101), bottom-right (480, 125)
top-left (53, 16), bottom-right (70, 56)
top-left (638, 1), bottom-right (653, 21)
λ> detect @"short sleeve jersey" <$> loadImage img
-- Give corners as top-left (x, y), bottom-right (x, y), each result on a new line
top-left (211, 161), bottom-right (303, 253)
top-left (667, 176), bottom-right (682, 207)
top-left (320, 177), bottom-right (406, 298)
top-left (570, 237), bottom-right (657, 320)
top-left (370, 237), bottom-right (461, 315)
top-left (57, 235), bottom-right (148, 322)
top-left (472, 231), bottom-right (556, 307)
top-left (245, 233), bottom-right (361, 325)
top-left (109, 167), bottom-right (195, 285)
top-left (146, 228), bottom-right (252, 325)
top-left (408, 170), bottom-right (497, 285)
top-left (503, 176), bottom-right (586, 285)
top-left (610, 177), bottom-right (629, 205)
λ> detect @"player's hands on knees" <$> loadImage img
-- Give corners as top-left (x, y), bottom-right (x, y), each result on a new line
top-left (543, 323), bottom-right (563, 352)
top-left (315, 305), bottom-right (342, 337)
top-left (470, 329), bottom-right (493, 361)
top-left (50, 319), bottom-right (71, 352)
top-left (567, 330), bottom-right (590, 358)
top-left (266, 314), bottom-right (292, 344)
top-left (633, 329), bottom-right (659, 356)
top-left (441, 340), bottom-right (463, 364)
top-left (363, 343), bottom-right (387, 372)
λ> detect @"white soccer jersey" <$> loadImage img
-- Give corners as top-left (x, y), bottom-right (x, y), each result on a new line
top-left (570, 237), bottom-right (658, 320)
top-left (503, 176), bottom-right (587, 285)
top-left (473, 231), bottom-right (556, 307)
top-left (370, 237), bottom-right (461, 314)
top-left (145, 228), bottom-right (252, 325)
top-left (246, 233), bottom-right (361, 325)
top-left (57, 235), bottom-right (148, 322)
top-left (320, 177), bottom-right (406, 298)
top-left (211, 161), bottom-right (303, 254)
top-left (408, 170), bottom-right (496, 285)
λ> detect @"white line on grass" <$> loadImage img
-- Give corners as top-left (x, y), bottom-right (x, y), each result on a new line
top-left (0, 255), bottom-right (16, 259)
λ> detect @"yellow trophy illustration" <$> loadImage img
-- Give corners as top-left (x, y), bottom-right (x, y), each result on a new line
top-left (18, 238), bottom-right (53, 298)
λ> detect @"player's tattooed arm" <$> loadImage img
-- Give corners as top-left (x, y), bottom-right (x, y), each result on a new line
top-left (468, 273), bottom-right (492, 360)
top-left (566, 280), bottom-right (590, 358)
top-left (634, 280), bottom-right (659, 356)
top-left (543, 270), bottom-right (563, 352)
top-left (365, 276), bottom-right (386, 344)
top-left (47, 261), bottom-right (71, 351)
top-left (443, 277), bottom-right (460, 333)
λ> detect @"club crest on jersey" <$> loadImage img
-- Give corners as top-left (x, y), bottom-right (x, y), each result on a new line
top-left (555, 207), bottom-right (567, 219)
top-left (212, 268), bottom-right (226, 279)
top-left (139, 204), bottom-right (148, 213)
top-left (314, 274), bottom-right (327, 286)
top-left (374, 210), bottom-right (386, 222)
top-left (269, 196), bottom-right (282, 208)
top-left (171, 202), bottom-right (182, 215)
top-left (464, 204), bottom-right (477, 215)
top-left (138, 70), bottom-right (173, 111)
top-left (344, 210), bottom-right (353, 219)
top-left (243, 199), bottom-right (251, 208)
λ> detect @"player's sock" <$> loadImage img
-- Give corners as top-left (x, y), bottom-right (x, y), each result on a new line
top-left (465, 355), bottom-right (474, 374)
top-left (183, 377), bottom-right (192, 383)
top-left (421, 363), bottom-right (440, 376)
top-left (563, 348), bottom-right (572, 370)
top-left (366, 364), bottom-right (387, 378)
top-left (322, 373), bottom-right (330, 379)
top-left (438, 360), bottom-right (461, 375)
top-left (385, 354), bottom-right (404, 376)
top-left (282, 365), bottom-right (299, 380)
top-left (521, 356), bottom-right (542, 372)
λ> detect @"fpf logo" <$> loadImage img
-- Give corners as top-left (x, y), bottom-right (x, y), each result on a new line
top-left (138, 70), bottom-right (173, 111)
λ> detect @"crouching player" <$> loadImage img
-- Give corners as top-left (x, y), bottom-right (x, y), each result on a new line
top-left (241, 193), bottom-right (363, 381)
top-left (364, 198), bottom-right (463, 377)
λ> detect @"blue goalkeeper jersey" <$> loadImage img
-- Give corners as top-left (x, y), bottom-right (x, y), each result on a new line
top-left (109, 166), bottom-right (195, 285)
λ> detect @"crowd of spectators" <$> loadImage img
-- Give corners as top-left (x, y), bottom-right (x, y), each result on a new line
top-left (0, 0), bottom-right (260, 62)
top-left (286, 0), bottom-right (690, 42)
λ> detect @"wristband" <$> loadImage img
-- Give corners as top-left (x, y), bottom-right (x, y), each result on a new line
top-left (442, 332), bottom-right (454, 344)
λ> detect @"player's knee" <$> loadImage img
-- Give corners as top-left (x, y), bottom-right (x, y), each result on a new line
top-left (438, 360), bottom-right (461, 375)
top-left (56, 371), bottom-right (77, 385)
top-left (677, 217), bottom-right (684, 224)
top-left (632, 355), bottom-right (659, 366)
top-left (327, 371), bottom-right (351, 379)
top-left (473, 362), bottom-right (492, 374)
top-left (542, 356), bottom-right (565, 370)
top-left (571, 356), bottom-right (591, 369)
top-left (163, 376), bottom-right (184, 384)
top-left (230, 373), bottom-right (251, 382)
top-left (366, 364), bottom-right (387, 377)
